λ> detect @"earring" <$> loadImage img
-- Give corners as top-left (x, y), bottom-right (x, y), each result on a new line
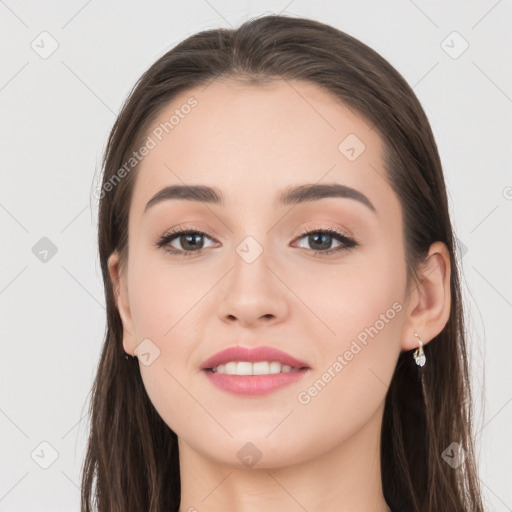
top-left (124, 351), bottom-right (136, 360)
top-left (413, 333), bottom-right (426, 367)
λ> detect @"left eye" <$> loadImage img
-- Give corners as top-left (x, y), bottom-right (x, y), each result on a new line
top-left (293, 228), bottom-right (356, 253)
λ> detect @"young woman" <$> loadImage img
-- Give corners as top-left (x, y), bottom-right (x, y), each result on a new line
top-left (82, 14), bottom-right (485, 512)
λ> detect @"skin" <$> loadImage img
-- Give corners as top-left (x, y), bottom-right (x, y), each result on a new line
top-left (108, 78), bottom-right (451, 512)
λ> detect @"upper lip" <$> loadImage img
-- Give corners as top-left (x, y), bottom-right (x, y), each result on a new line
top-left (200, 346), bottom-right (310, 370)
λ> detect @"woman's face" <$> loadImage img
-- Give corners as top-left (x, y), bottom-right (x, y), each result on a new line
top-left (110, 78), bottom-right (412, 468)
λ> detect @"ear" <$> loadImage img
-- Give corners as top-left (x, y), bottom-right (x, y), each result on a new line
top-left (107, 250), bottom-right (137, 356)
top-left (401, 241), bottom-right (451, 351)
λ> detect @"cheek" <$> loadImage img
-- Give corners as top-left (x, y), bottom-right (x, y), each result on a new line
top-left (288, 250), bottom-right (405, 345)
top-left (287, 251), bottom-right (405, 406)
top-left (126, 253), bottom-right (212, 414)
top-left (128, 254), bottom-right (208, 342)
top-left (288, 265), bottom-right (404, 453)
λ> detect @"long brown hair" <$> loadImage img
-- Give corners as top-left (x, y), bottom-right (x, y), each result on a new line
top-left (82, 14), bottom-right (485, 512)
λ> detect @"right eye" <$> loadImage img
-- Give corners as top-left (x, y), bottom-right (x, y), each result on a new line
top-left (155, 226), bottom-right (218, 257)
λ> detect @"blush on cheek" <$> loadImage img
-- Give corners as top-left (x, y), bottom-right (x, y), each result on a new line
top-left (128, 260), bottom-right (184, 333)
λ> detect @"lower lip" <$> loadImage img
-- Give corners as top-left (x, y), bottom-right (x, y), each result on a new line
top-left (202, 368), bottom-right (310, 396)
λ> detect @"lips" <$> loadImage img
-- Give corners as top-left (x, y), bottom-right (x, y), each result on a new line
top-left (200, 345), bottom-right (310, 371)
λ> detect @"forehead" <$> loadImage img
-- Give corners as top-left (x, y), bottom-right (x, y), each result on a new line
top-left (129, 78), bottom-right (395, 222)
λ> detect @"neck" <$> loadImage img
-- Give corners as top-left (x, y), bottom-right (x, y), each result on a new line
top-left (178, 402), bottom-right (391, 512)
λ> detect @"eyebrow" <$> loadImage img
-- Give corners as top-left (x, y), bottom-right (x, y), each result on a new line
top-left (144, 183), bottom-right (377, 214)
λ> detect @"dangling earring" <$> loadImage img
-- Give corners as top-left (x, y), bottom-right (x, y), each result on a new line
top-left (413, 332), bottom-right (426, 367)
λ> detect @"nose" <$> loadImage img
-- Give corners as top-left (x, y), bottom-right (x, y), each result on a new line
top-left (216, 247), bottom-right (290, 328)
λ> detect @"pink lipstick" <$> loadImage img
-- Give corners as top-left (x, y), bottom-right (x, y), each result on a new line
top-left (200, 345), bottom-right (311, 396)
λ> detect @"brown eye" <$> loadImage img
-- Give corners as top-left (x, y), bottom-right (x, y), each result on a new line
top-left (293, 227), bottom-right (358, 256)
top-left (155, 227), bottom-right (217, 257)
top-left (170, 232), bottom-right (207, 251)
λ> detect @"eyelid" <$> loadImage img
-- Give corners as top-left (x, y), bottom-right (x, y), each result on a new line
top-left (160, 223), bottom-right (352, 241)
top-left (294, 223), bottom-right (352, 239)
top-left (160, 223), bottom-right (217, 240)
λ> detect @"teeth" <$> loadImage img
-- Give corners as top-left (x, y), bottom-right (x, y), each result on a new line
top-left (211, 361), bottom-right (300, 375)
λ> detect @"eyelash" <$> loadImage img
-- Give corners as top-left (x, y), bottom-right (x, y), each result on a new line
top-left (154, 225), bottom-right (359, 258)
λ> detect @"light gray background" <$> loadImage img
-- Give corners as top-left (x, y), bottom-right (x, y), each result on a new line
top-left (1, 1), bottom-right (511, 510)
